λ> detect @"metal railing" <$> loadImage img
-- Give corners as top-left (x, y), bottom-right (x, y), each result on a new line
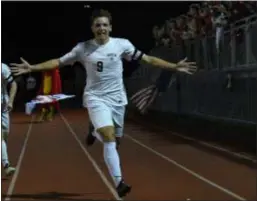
top-left (126, 15), bottom-right (257, 125)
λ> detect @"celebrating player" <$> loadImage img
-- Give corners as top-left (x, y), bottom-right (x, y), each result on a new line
top-left (10, 9), bottom-right (197, 198)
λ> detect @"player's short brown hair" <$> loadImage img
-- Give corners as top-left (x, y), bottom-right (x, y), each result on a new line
top-left (91, 9), bottom-right (112, 25)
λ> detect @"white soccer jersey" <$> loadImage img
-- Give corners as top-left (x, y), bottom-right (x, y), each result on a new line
top-left (59, 37), bottom-right (144, 107)
top-left (1, 63), bottom-right (14, 104)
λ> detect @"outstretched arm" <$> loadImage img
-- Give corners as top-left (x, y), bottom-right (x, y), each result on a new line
top-left (10, 58), bottom-right (61, 76)
top-left (30, 59), bottom-right (60, 72)
top-left (121, 39), bottom-right (197, 75)
top-left (141, 54), bottom-right (197, 75)
top-left (10, 44), bottom-right (81, 76)
top-left (141, 55), bottom-right (177, 70)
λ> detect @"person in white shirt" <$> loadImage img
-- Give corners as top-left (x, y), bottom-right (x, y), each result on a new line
top-left (10, 9), bottom-right (197, 198)
top-left (1, 63), bottom-right (17, 176)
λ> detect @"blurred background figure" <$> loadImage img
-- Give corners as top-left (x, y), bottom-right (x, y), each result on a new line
top-left (36, 67), bottom-right (62, 122)
top-left (1, 63), bottom-right (17, 176)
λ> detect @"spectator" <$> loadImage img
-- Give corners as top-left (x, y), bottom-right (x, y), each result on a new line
top-left (157, 25), bottom-right (165, 42)
top-left (173, 15), bottom-right (187, 44)
top-left (181, 16), bottom-right (191, 40)
top-left (152, 25), bottom-right (160, 46)
top-left (153, 1), bottom-right (257, 61)
top-left (167, 18), bottom-right (177, 44)
top-left (186, 14), bottom-right (198, 39)
top-left (161, 36), bottom-right (170, 47)
top-left (210, 3), bottom-right (229, 52)
top-left (199, 3), bottom-right (213, 36)
top-left (188, 4), bottom-right (202, 34)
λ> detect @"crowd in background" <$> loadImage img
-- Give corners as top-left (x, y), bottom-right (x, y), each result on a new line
top-left (153, 1), bottom-right (257, 48)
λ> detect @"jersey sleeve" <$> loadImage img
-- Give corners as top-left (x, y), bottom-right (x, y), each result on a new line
top-left (59, 43), bottom-right (82, 66)
top-left (2, 63), bottom-right (14, 83)
top-left (121, 39), bottom-right (144, 62)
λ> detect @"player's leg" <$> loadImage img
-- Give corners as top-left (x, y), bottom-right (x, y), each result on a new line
top-left (113, 105), bottom-right (126, 150)
top-left (88, 104), bottom-right (131, 197)
top-left (86, 119), bottom-right (123, 150)
top-left (115, 127), bottom-right (122, 150)
top-left (1, 112), bottom-right (15, 176)
top-left (85, 119), bottom-right (96, 146)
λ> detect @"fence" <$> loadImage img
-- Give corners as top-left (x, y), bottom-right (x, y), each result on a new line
top-left (125, 15), bottom-right (257, 125)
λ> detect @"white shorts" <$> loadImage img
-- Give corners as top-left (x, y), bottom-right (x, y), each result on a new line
top-left (1, 111), bottom-right (10, 133)
top-left (87, 101), bottom-right (125, 137)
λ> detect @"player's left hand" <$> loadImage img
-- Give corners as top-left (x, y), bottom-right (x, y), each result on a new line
top-left (176, 57), bottom-right (197, 75)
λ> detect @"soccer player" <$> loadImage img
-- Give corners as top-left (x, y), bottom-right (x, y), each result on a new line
top-left (10, 9), bottom-right (197, 197)
top-left (1, 63), bottom-right (17, 176)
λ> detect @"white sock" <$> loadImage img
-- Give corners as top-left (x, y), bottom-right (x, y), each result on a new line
top-left (103, 142), bottom-right (122, 187)
top-left (2, 140), bottom-right (9, 167)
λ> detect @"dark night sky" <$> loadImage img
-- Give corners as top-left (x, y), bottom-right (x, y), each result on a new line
top-left (2, 1), bottom-right (195, 63)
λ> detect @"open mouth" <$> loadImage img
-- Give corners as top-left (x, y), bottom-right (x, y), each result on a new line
top-left (97, 31), bottom-right (107, 36)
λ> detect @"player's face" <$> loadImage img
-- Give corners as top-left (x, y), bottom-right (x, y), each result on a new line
top-left (91, 17), bottom-right (112, 43)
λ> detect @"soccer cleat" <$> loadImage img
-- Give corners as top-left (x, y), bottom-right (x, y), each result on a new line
top-left (116, 180), bottom-right (131, 198)
top-left (85, 123), bottom-right (96, 146)
top-left (4, 164), bottom-right (16, 177)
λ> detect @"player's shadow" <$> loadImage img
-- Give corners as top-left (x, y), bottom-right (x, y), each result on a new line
top-left (2, 191), bottom-right (106, 200)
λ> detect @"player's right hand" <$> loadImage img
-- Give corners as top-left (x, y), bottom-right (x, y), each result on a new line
top-left (10, 57), bottom-right (32, 76)
top-left (176, 57), bottom-right (197, 75)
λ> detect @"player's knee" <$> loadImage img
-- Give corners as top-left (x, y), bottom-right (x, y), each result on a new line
top-left (97, 126), bottom-right (115, 142)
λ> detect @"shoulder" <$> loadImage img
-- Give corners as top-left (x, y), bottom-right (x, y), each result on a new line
top-left (111, 37), bottom-right (129, 43)
top-left (73, 41), bottom-right (86, 51)
top-left (69, 41), bottom-right (92, 55)
top-left (77, 39), bottom-right (98, 51)
top-left (2, 63), bottom-right (9, 69)
top-left (1, 63), bottom-right (11, 78)
top-left (110, 37), bottom-right (132, 48)
top-left (1, 63), bottom-right (10, 73)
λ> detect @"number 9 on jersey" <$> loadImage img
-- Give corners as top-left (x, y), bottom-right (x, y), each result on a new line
top-left (97, 61), bottom-right (103, 72)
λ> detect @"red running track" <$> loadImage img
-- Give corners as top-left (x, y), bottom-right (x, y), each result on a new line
top-left (1, 109), bottom-right (256, 201)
